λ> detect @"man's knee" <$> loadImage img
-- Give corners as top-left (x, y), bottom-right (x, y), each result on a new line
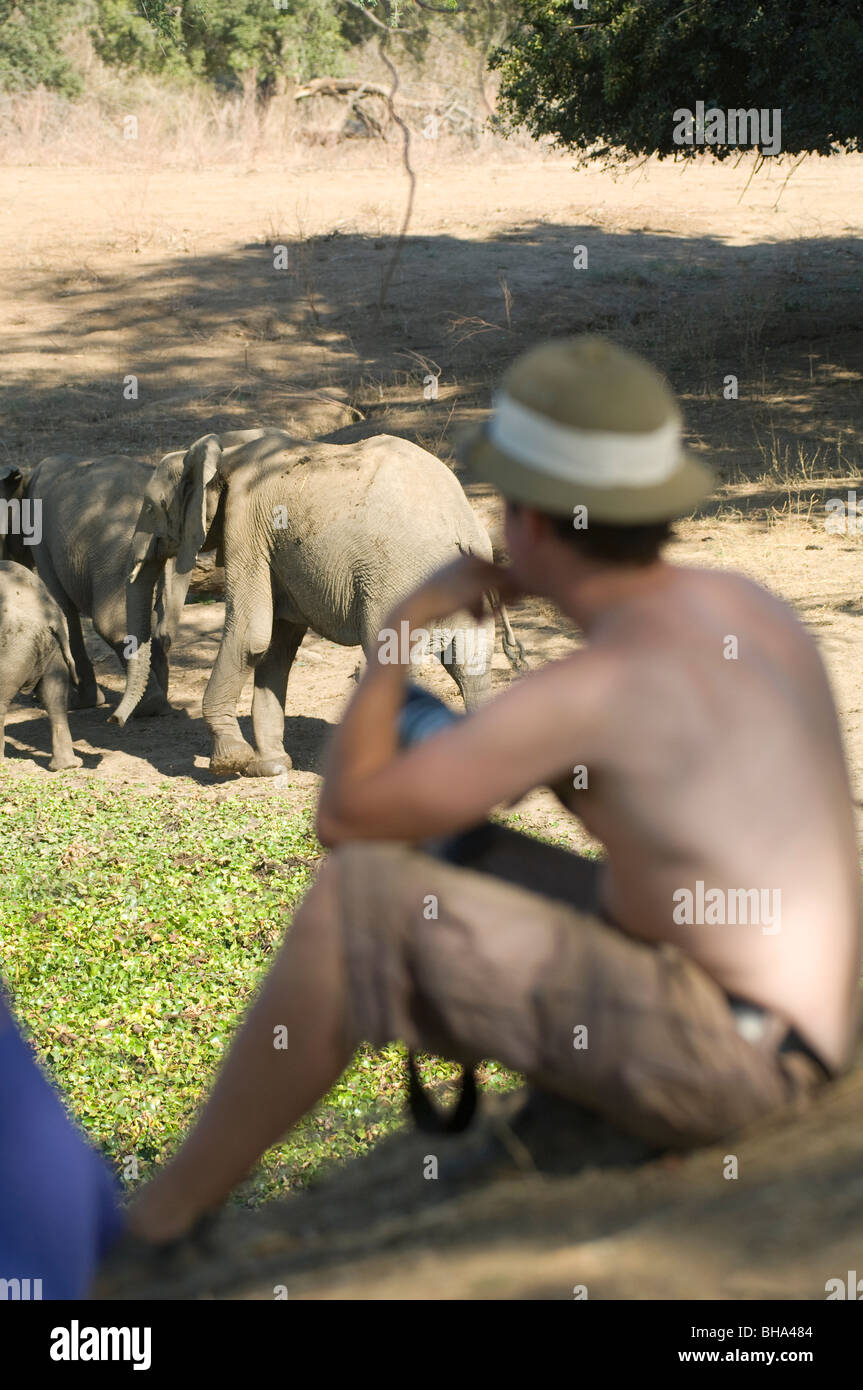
top-left (323, 841), bottom-right (412, 890)
top-left (306, 842), bottom-right (413, 927)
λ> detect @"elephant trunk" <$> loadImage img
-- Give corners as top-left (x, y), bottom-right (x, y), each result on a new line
top-left (110, 556), bottom-right (160, 727)
top-left (112, 638), bottom-right (152, 728)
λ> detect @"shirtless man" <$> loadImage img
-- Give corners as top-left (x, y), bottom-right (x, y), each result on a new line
top-left (126, 336), bottom-right (861, 1246)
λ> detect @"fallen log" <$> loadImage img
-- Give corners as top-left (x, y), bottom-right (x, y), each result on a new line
top-left (293, 77), bottom-right (430, 110)
top-left (294, 77), bottom-right (391, 101)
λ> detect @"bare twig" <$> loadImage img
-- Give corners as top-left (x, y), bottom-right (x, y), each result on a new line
top-left (375, 37), bottom-right (416, 310)
top-left (396, 348), bottom-right (442, 379)
top-left (737, 150), bottom-right (766, 204)
top-left (497, 272), bottom-right (513, 328)
top-left (772, 153), bottom-right (807, 211)
top-left (344, 0), bottom-right (421, 35)
top-left (447, 314), bottom-right (505, 344)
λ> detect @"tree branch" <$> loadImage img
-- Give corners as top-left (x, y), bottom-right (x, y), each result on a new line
top-left (375, 34), bottom-right (417, 310)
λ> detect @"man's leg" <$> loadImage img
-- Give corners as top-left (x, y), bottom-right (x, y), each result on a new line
top-left (129, 830), bottom-right (600, 1243)
top-left (127, 856), bottom-right (355, 1243)
top-left (128, 837), bottom-right (823, 1244)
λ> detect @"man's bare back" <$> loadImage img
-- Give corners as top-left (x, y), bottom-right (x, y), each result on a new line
top-left (554, 564), bottom-right (861, 1074)
top-left (317, 554), bottom-right (859, 1077)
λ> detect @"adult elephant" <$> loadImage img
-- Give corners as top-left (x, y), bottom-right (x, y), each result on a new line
top-left (0, 454), bottom-right (191, 715)
top-left (113, 429), bottom-right (525, 777)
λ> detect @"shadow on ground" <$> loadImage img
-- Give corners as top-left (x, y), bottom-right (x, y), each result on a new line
top-left (96, 1035), bottom-right (863, 1301)
top-left (4, 222), bottom-right (862, 502)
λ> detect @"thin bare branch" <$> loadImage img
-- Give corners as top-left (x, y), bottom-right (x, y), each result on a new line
top-left (737, 150), bottom-right (766, 204)
top-left (376, 36), bottom-right (417, 311)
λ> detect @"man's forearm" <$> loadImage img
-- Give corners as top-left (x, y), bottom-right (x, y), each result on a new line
top-left (316, 609), bottom-right (412, 840)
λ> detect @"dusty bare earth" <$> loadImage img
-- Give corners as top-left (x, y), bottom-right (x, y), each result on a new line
top-left (2, 148), bottom-right (863, 1297)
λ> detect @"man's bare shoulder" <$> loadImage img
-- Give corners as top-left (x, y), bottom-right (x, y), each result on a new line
top-left (678, 564), bottom-right (799, 617)
top-left (492, 642), bottom-right (622, 731)
top-left (683, 565), bottom-right (822, 655)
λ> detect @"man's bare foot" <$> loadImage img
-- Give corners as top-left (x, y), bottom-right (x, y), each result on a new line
top-left (125, 1185), bottom-right (201, 1246)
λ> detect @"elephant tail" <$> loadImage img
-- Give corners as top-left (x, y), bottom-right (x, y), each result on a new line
top-left (498, 603), bottom-right (528, 672)
top-left (458, 540), bottom-right (528, 674)
top-left (49, 617), bottom-right (78, 686)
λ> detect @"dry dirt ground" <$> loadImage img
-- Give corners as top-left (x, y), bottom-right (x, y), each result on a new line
top-left (2, 148), bottom-right (863, 1297)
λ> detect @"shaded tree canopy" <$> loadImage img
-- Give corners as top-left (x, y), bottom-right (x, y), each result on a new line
top-left (491, 0), bottom-right (863, 162)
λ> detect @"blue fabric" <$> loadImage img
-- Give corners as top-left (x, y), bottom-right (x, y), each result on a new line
top-left (0, 991), bottom-right (123, 1299)
top-left (398, 683), bottom-right (475, 860)
top-left (398, 682), bottom-right (461, 747)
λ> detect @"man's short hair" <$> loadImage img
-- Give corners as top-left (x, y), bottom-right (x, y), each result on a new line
top-left (547, 512), bottom-right (672, 566)
top-left (516, 504), bottom-right (672, 566)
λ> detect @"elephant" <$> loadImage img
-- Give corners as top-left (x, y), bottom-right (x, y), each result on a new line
top-left (114, 429), bottom-right (526, 777)
top-left (0, 561), bottom-right (81, 770)
top-left (0, 455), bottom-right (193, 716)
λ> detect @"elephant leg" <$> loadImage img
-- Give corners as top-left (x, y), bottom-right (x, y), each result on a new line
top-left (150, 636), bottom-right (170, 702)
top-left (0, 660), bottom-right (28, 763)
top-left (35, 557), bottom-right (101, 708)
top-left (249, 620), bottom-right (307, 777)
top-left (204, 593), bottom-right (274, 777)
top-left (37, 652), bottom-right (82, 771)
top-left (440, 614), bottom-right (495, 710)
top-left (152, 561), bottom-right (194, 704)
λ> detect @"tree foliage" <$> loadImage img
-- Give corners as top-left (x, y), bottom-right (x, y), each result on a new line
top-left (491, 0), bottom-right (863, 162)
top-left (92, 1), bottom-right (348, 90)
top-left (0, 0), bottom-right (83, 94)
top-left (0, 0), bottom-right (524, 97)
top-left (339, 0), bottom-right (521, 69)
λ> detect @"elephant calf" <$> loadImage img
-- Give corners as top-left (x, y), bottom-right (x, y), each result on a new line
top-left (115, 429), bottom-right (526, 777)
top-left (0, 455), bottom-right (191, 717)
top-left (0, 562), bottom-right (81, 770)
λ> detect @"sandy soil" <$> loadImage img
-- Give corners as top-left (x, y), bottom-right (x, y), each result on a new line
top-left (3, 151), bottom-right (863, 825)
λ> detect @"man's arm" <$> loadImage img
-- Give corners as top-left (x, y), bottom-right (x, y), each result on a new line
top-left (316, 557), bottom-right (599, 846)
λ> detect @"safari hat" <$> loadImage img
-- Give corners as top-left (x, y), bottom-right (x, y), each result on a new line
top-left (458, 336), bottom-right (713, 523)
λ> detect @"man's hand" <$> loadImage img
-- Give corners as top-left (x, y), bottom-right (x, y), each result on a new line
top-left (386, 555), bottom-right (522, 632)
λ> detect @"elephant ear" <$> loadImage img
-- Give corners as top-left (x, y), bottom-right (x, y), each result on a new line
top-left (176, 434), bottom-right (222, 576)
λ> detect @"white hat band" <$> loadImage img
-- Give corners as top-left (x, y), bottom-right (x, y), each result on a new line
top-left (488, 393), bottom-right (683, 488)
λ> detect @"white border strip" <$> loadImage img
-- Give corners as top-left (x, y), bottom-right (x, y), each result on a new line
top-left (488, 393), bottom-right (682, 487)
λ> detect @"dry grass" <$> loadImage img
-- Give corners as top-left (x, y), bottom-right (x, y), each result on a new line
top-left (0, 33), bottom-right (539, 172)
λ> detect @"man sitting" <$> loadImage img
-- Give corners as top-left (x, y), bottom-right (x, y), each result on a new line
top-left (126, 336), bottom-right (861, 1246)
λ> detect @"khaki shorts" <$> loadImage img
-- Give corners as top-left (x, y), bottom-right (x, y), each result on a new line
top-left (333, 828), bottom-right (827, 1150)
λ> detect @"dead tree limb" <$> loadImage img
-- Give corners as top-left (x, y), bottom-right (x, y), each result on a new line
top-left (294, 77), bottom-right (392, 101)
top-left (375, 45), bottom-right (417, 310)
top-left (293, 76), bottom-right (431, 111)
